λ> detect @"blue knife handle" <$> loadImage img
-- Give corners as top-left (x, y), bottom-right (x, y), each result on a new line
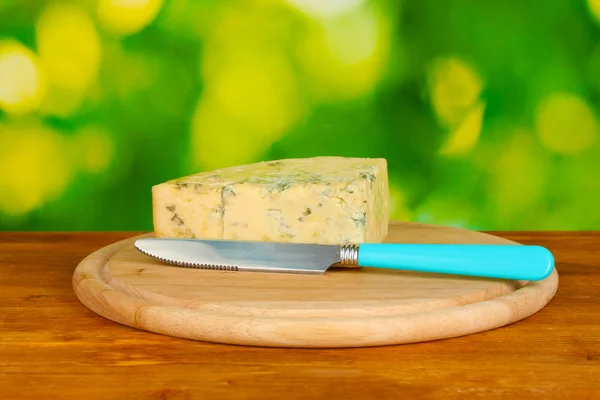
top-left (357, 243), bottom-right (554, 281)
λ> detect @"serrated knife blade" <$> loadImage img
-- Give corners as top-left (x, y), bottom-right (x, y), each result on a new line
top-left (134, 237), bottom-right (555, 280)
top-left (134, 237), bottom-right (342, 274)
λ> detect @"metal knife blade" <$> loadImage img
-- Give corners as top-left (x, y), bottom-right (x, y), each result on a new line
top-left (134, 237), bottom-right (341, 274)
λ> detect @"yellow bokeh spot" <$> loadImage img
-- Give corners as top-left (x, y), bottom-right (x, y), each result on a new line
top-left (192, 6), bottom-right (304, 170)
top-left (535, 92), bottom-right (598, 155)
top-left (439, 101), bottom-right (485, 156)
top-left (0, 40), bottom-right (45, 115)
top-left (388, 184), bottom-right (412, 221)
top-left (587, 0), bottom-right (600, 21)
top-left (488, 130), bottom-right (547, 220)
top-left (286, 0), bottom-right (365, 18)
top-left (70, 127), bottom-right (114, 174)
top-left (210, 54), bottom-right (301, 135)
top-left (97, 0), bottom-right (164, 35)
top-left (296, 5), bottom-right (389, 101)
top-left (427, 57), bottom-right (483, 128)
top-left (36, 3), bottom-right (100, 91)
top-left (0, 122), bottom-right (72, 216)
top-left (193, 53), bottom-right (301, 169)
top-left (36, 2), bottom-right (101, 116)
top-left (191, 96), bottom-right (274, 171)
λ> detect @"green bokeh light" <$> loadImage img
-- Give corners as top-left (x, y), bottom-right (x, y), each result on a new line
top-left (0, 0), bottom-right (599, 231)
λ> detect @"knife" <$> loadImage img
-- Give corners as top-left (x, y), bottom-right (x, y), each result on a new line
top-left (134, 237), bottom-right (555, 281)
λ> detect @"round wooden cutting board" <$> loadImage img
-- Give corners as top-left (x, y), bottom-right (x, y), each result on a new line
top-left (72, 222), bottom-right (559, 348)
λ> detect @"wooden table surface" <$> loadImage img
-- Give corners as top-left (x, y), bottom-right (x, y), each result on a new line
top-left (1, 231), bottom-right (599, 399)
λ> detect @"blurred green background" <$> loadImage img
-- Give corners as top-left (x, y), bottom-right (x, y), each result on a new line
top-left (0, 0), bottom-right (599, 232)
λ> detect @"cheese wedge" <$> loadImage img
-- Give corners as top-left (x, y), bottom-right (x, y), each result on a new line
top-left (152, 156), bottom-right (389, 244)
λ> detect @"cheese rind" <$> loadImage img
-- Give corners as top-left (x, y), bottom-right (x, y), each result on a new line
top-left (152, 156), bottom-right (389, 244)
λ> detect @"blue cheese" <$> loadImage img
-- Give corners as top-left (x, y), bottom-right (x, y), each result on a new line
top-left (152, 156), bottom-right (389, 244)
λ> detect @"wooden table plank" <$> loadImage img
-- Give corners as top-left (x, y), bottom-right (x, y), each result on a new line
top-left (1, 231), bottom-right (599, 399)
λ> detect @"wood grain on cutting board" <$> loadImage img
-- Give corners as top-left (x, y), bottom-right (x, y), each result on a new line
top-left (72, 221), bottom-right (559, 348)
